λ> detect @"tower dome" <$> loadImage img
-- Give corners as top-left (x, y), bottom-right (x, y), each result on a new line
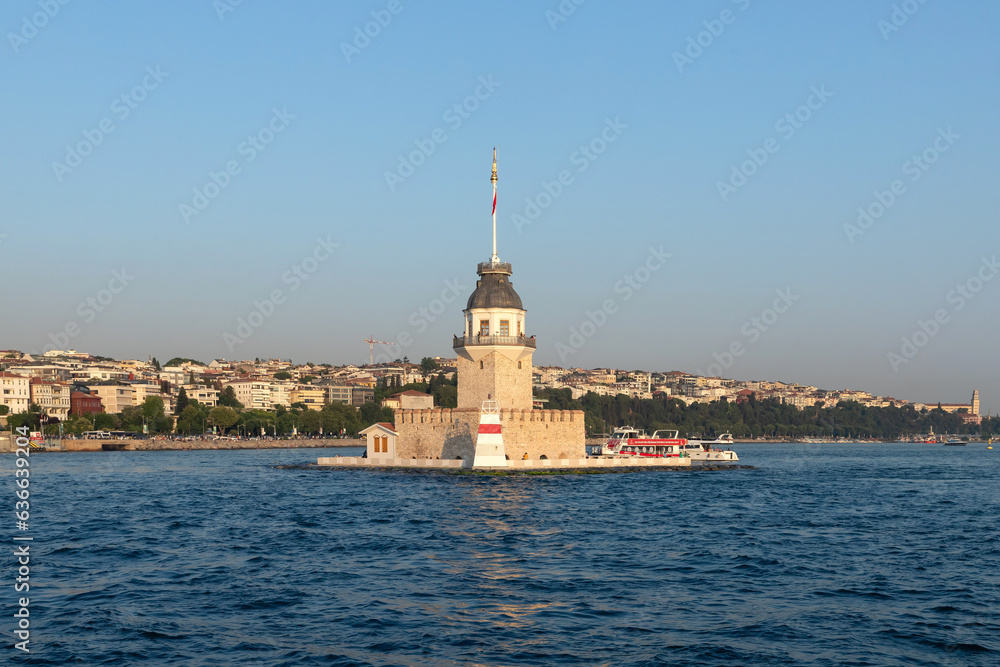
top-left (466, 263), bottom-right (523, 310)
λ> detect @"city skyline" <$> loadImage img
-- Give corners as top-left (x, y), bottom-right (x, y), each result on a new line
top-left (2, 1), bottom-right (998, 415)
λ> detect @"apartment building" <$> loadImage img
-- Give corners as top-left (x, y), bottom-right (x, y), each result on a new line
top-left (0, 372), bottom-right (30, 414)
top-left (29, 378), bottom-right (71, 419)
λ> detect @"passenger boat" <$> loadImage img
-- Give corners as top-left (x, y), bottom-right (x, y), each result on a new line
top-left (944, 438), bottom-right (966, 446)
top-left (592, 426), bottom-right (739, 461)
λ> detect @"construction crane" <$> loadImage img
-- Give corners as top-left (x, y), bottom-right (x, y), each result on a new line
top-left (363, 336), bottom-right (391, 366)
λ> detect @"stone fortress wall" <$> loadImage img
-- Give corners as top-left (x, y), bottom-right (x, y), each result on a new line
top-left (394, 407), bottom-right (586, 461)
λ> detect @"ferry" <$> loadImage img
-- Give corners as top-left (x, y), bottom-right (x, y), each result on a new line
top-left (944, 438), bottom-right (966, 446)
top-left (592, 426), bottom-right (739, 461)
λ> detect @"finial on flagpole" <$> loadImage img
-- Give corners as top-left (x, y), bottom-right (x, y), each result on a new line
top-left (491, 147), bottom-right (498, 185)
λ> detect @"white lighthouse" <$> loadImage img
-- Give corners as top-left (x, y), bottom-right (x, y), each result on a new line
top-left (453, 150), bottom-right (535, 411)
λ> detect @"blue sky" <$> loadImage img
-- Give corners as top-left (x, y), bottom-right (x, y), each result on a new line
top-left (1, 0), bottom-right (998, 413)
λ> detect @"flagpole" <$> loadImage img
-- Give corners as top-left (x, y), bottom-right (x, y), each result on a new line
top-left (491, 147), bottom-right (498, 263)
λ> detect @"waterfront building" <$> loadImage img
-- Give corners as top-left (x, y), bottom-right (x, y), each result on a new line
top-left (0, 372), bottom-right (31, 414)
top-left (70, 390), bottom-right (104, 415)
top-left (392, 152), bottom-right (585, 461)
top-left (29, 378), bottom-right (71, 420)
top-left (181, 384), bottom-right (219, 408)
top-left (225, 379), bottom-right (273, 411)
top-left (85, 383), bottom-right (135, 414)
top-left (131, 382), bottom-right (163, 406)
top-left (289, 385), bottom-right (325, 410)
top-left (317, 382), bottom-right (353, 406)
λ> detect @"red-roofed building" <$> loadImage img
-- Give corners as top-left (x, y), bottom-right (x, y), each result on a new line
top-left (71, 390), bottom-right (104, 416)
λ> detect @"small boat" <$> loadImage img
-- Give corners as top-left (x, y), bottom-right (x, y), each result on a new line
top-left (944, 438), bottom-right (966, 446)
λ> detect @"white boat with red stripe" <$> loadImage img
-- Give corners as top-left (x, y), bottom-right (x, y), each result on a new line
top-left (592, 426), bottom-right (739, 462)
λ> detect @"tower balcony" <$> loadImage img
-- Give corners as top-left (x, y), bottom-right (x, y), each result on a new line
top-left (477, 261), bottom-right (512, 275)
top-left (453, 334), bottom-right (536, 350)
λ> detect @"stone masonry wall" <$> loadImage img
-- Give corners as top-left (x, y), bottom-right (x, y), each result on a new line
top-left (394, 407), bottom-right (585, 460)
top-left (456, 351), bottom-right (533, 410)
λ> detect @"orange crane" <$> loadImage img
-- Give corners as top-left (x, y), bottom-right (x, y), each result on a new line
top-left (363, 336), bottom-right (391, 365)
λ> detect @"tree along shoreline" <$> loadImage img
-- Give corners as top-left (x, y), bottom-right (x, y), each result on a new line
top-left (536, 389), bottom-right (997, 440)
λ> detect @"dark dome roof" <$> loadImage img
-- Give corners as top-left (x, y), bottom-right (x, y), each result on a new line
top-left (466, 271), bottom-right (523, 310)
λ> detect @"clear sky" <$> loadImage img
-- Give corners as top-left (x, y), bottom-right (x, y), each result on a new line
top-left (2, 0), bottom-right (998, 413)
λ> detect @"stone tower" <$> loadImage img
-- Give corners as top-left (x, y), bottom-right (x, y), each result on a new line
top-left (453, 150), bottom-right (535, 411)
top-left (972, 389), bottom-right (980, 416)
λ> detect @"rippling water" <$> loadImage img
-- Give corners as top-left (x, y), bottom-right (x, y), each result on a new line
top-left (5, 443), bottom-right (999, 665)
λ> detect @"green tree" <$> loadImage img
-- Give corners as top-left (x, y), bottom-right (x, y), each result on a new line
top-left (274, 371), bottom-right (292, 380)
top-left (218, 386), bottom-right (243, 409)
top-left (420, 357), bottom-right (440, 373)
top-left (176, 403), bottom-right (208, 434)
top-left (208, 406), bottom-right (240, 433)
top-left (94, 413), bottom-right (116, 431)
top-left (175, 387), bottom-right (189, 415)
top-left (142, 396), bottom-right (165, 421)
top-left (6, 412), bottom-right (39, 432)
top-left (321, 402), bottom-right (359, 435)
top-left (164, 357), bottom-right (205, 367)
top-left (299, 409), bottom-right (322, 434)
top-left (359, 401), bottom-right (394, 428)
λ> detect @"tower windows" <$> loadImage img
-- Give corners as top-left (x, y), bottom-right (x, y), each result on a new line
top-left (479, 320), bottom-right (489, 336)
top-left (499, 320), bottom-right (509, 336)
top-left (517, 361), bottom-right (522, 369)
top-left (480, 360), bottom-right (484, 369)
top-left (517, 320), bottom-right (521, 336)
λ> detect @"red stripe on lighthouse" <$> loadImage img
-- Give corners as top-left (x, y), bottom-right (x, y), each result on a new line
top-left (492, 190), bottom-right (497, 216)
top-left (478, 424), bottom-right (502, 434)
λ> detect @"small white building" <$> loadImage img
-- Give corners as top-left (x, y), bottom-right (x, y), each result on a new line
top-left (361, 422), bottom-right (397, 459)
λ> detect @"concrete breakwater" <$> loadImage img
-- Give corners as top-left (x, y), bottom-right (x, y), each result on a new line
top-left (0, 435), bottom-right (363, 453)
